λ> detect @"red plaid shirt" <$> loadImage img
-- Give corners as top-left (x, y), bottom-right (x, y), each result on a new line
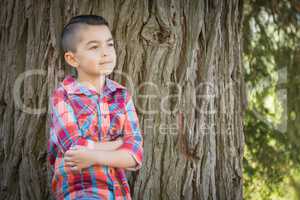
top-left (47, 74), bottom-right (143, 200)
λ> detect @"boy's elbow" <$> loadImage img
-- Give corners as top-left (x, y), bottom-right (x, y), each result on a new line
top-left (125, 158), bottom-right (142, 171)
top-left (118, 149), bottom-right (142, 171)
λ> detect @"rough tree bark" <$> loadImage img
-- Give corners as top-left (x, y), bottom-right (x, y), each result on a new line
top-left (0, 0), bottom-right (245, 200)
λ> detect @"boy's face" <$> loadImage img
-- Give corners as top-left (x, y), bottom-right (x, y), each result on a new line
top-left (65, 25), bottom-right (116, 77)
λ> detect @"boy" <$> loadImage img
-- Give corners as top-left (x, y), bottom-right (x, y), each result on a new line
top-left (47, 15), bottom-right (143, 200)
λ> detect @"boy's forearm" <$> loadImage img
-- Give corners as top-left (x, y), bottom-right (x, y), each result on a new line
top-left (90, 149), bottom-right (137, 169)
top-left (92, 139), bottom-right (123, 151)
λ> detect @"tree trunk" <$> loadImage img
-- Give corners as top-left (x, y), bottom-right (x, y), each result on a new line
top-left (0, 0), bottom-right (245, 200)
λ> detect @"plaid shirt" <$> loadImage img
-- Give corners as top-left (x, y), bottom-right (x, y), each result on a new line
top-left (47, 74), bottom-right (143, 200)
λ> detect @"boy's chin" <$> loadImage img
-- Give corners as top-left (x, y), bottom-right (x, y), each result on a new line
top-left (99, 69), bottom-right (114, 75)
top-left (92, 71), bottom-right (113, 77)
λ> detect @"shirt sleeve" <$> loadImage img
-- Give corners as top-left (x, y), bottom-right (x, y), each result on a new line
top-left (117, 92), bottom-right (144, 171)
top-left (47, 134), bottom-right (58, 185)
top-left (48, 89), bottom-right (92, 154)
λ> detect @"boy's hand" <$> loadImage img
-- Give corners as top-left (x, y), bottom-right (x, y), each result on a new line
top-left (64, 145), bottom-right (97, 171)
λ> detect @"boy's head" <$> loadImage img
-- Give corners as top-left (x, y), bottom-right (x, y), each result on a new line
top-left (61, 15), bottom-right (116, 77)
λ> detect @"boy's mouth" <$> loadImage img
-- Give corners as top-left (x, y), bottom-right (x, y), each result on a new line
top-left (99, 61), bottom-right (112, 65)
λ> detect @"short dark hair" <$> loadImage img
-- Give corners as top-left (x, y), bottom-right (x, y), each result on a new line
top-left (61, 15), bottom-right (109, 53)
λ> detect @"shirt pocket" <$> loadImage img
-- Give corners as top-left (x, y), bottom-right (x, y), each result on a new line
top-left (76, 104), bottom-right (98, 135)
top-left (107, 110), bottom-right (126, 140)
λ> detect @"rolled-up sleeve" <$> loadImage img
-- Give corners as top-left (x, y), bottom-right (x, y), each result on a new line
top-left (118, 93), bottom-right (144, 171)
top-left (48, 89), bottom-right (91, 154)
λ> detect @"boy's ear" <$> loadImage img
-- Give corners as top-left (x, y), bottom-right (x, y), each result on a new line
top-left (64, 51), bottom-right (79, 68)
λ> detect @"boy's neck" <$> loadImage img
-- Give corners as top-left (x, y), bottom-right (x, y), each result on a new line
top-left (77, 74), bottom-right (106, 94)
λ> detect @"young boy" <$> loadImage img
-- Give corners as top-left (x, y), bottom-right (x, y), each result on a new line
top-left (47, 15), bottom-right (143, 200)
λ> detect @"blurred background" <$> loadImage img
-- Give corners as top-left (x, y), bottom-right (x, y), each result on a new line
top-left (243, 0), bottom-right (300, 199)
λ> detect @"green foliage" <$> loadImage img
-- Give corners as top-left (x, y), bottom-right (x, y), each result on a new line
top-left (243, 0), bottom-right (300, 199)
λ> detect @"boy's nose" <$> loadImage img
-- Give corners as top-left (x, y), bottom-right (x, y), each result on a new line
top-left (100, 46), bottom-right (111, 57)
top-left (102, 51), bottom-right (109, 57)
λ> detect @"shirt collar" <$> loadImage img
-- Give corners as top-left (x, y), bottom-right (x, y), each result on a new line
top-left (60, 74), bottom-right (124, 96)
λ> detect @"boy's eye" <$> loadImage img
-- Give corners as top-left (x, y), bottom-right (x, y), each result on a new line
top-left (90, 46), bottom-right (98, 49)
top-left (108, 43), bottom-right (114, 47)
